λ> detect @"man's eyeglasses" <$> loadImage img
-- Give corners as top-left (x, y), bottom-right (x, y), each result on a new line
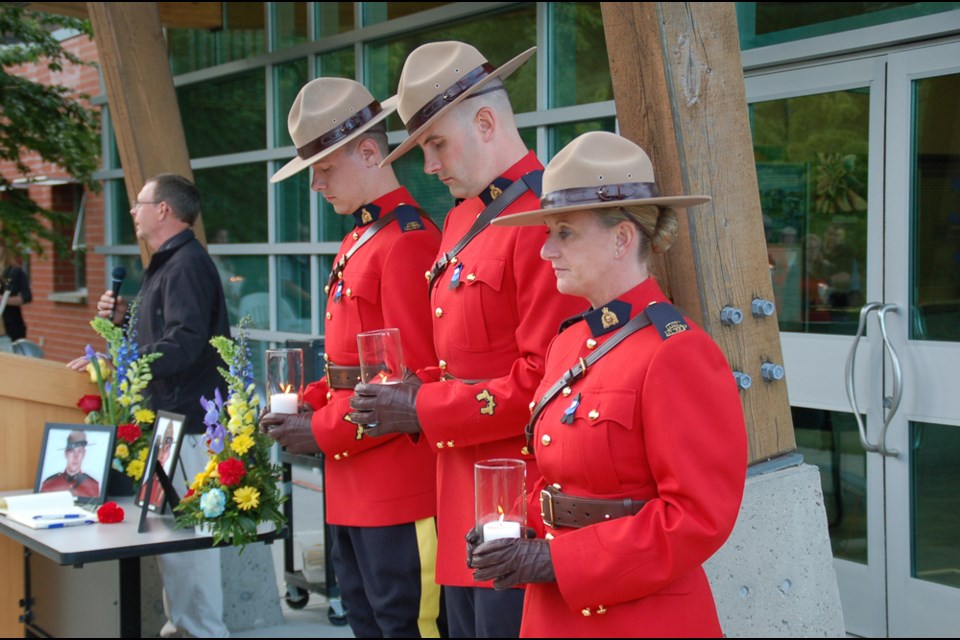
top-left (132, 200), bottom-right (161, 208)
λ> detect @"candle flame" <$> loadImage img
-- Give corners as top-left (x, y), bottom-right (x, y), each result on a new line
top-left (378, 370), bottom-right (389, 383)
top-left (497, 504), bottom-right (504, 524)
top-left (283, 383), bottom-right (292, 393)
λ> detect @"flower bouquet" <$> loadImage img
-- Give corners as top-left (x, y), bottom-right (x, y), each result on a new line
top-left (77, 306), bottom-right (162, 488)
top-left (174, 320), bottom-right (286, 547)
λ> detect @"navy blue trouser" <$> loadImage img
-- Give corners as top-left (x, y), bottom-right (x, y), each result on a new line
top-left (444, 585), bottom-right (524, 638)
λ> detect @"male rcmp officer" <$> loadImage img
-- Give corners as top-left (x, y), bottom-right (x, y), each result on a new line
top-left (40, 430), bottom-right (100, 498)
top-left (349, 42), bottom-right (581, 637)
top-left (260, 77), bottom-right (443, 638)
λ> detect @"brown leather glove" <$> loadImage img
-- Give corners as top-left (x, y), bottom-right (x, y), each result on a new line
top-left (260, 411), bottom-right (320, 455)
top-left (466, 525), bottom-right (536, 569)
top-left (348, 369), bottom-right (422, 437)
top-left (471, 537), bottom-right (556, 590)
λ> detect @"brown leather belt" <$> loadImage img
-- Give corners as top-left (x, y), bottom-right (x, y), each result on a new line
top-left (326, 364), bottom-right (362, 390)
top-left (540, 484), bottom-right (646, 529)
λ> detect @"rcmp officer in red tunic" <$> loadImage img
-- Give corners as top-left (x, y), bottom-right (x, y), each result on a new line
top-left (470, 132), bottom-right (749, 637)
top-left (260, 78), bottom-right (443, 638)
top-left (40, 430), bottom-right (101, 499)
top-left (348, 42), bottom-right (582, 638)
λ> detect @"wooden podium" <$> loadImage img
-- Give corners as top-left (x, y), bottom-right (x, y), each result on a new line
top-left (0, 353), bottom-right (96, 636)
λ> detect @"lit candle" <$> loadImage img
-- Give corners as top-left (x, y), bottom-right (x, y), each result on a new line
top-left (270, 392), bottom-right (299, 414)
top-left (482, 514), bottom-right (521, 542)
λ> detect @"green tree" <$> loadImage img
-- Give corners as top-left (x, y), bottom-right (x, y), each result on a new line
top-left (0, 6), bottom-right (100, 256)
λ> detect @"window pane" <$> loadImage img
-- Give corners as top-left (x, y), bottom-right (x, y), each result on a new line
top-left (910, 73), bottom-right (960, 342)
top-left (548, 3), bottom-right (612, 108)
top-left (112, 254), bottom-right (144, 300)
top-left (389, 153), bottom-right (455, 229)
top-left (548, 118), bottom-right (616, 158)
top-left (317, 48), bottom-right (355, 79)
top-left (194, 163), bottom-right (268, 244)
top-left (317, 197), bottom-right (356, 244)
top-left (911, 421), bottom-right (960, 588)
top-left (751, 89), bottom-right (869, 335)
top-left (110, 180), bottom-right (134, 245)
top-left (793, 407), bottom-right (867, 564)
top-left (362, 2), bottom-right (449, 26)
top-left (365, 2), bottom-right (538, 132)
top-left (737, 2), bottom-right (960, 50)
top-left (271, 2), bottom-right (308, 50)
top-left (233, 255), bottom-right (270, 329)
top-left (277, 255), bottom-right (311, 333)
top-left (168, 3), bottom-right (267, 74)
top-left (179, 70), bottom-right (266, 158)
top-left (276, 168), bottom-right (311, 243)
top-left (273, 60), bottom-right (309, 149)
top-left (314, 2), bottom-right (354, 37)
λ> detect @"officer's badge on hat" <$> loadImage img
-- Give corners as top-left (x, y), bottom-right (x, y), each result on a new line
top-left (271, 77), bottom-right (398, 183)
top-left (492, 131), bottom-right (711, 227)
top-left (61, 430), bottom-right (91, 450)
top-left (381, 41), bottom-right (537, 166)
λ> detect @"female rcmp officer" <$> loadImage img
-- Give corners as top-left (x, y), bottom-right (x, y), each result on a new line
top-left (469, 131), bottom-right (749, 637)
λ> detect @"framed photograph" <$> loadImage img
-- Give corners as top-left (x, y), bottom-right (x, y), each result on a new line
top-left (35, 423), bottom-right (114, 505)
top-left (136, 411), bottom-right (187, 514)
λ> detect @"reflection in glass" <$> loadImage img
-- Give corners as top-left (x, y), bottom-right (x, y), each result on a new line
top-left (910, 73), bottom-right (960, 342)
top-left (277, 255), bottom-right (311, 334)
top-left (179, 70), bottom-right (266, 159)
top-left (317, 48), bottom-right (355, 80)
top-left (315, 2), bottom-right (355, 38)
top-left (792, 407), bottom-right (867, 564)
top-left (110, 180), bottom-right (134, 245)
top-left (194, 163), bottom-right (268, 244)
top-left (111, 255), bottom-right (144, 300)
top-left (276, 169), bottom-right (311, 243)
top-left (548, 3), bottom-right (612, 108)
top-left (751, 90), bottom-right (869, 335)
top-left (273, 60), bottom-right (308, 149)
top-left (228, 255), bottom-right (269, 329)
top-left (271, 2), bottom-right (307, 50)
top-left (362, 3), bottom-right (449, 27)
top-left (911, 421), bottom-right (960, 588)
top-left (167, 3), bottom-right (266, 75)
top-left (549, 118), bottom-right (616, 158)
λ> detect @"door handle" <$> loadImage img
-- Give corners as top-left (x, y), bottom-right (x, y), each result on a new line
top-left (844, 302), bottom-right (900, 457)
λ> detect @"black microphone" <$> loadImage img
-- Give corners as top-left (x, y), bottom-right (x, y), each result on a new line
top-left (109, 265), bottom-right (126, 322)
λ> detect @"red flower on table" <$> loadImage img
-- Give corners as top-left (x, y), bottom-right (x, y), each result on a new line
top-left (117, 423), bottom-right (141, 444)
top-left (217, 457), bottom-right (247, 487)
top-left (77, 394), bottom-right (102, 414)
top-left (97, 501), bottom-right (125, 524)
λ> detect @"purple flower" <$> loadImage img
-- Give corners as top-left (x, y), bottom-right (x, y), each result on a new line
top-left (200, 390), bottom-right (225, 427)
top-left (206, 422), bottom-right (228, 455)
top-left (84, 344), bottom-right (97, 360)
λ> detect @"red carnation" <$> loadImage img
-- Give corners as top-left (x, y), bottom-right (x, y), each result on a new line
top-left (217, 457), bottom-right (247, 487)
top-left (117, 423), bottom-right (141, 444)
top-left (77, 394), bottom-right (102, 414)
top-left (185, 488), bottom-right (195, 499)
top-left (97, 501), bottom-right (125, 524)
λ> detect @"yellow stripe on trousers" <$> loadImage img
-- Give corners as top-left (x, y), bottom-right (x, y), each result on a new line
top-left (415, 517), bottom-right (442, 638)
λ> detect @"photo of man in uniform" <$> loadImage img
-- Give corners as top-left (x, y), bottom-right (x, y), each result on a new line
top-left (39, 430), bottom-right (101, 499)
top-left (137, 417), bottom-right (180, 512)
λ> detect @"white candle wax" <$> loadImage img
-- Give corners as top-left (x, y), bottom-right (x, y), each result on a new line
top-left (482, 518), bottom-right (521, 542)
top-left (270, 392), bottom-right (299, 414)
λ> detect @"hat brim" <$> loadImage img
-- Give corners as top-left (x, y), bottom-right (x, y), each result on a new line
top-left (491, 195), bottom-right (712, 227)
top-left (271, 95), bottom-right (399, 184)
top-left (380, 47), bottom-right (537, 167)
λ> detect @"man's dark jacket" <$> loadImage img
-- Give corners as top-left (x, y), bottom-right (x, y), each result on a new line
top-left (135, 229), bottom-right (230, 433)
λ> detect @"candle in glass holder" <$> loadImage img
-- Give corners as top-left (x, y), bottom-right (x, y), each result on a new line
top-left (270, 386), bottom-right (299, 414)
top-left (266, 349), bottom-right (304, 414)
top-left (357, 328), bottom-right (404, 385)
top-left (475, 458), bottom-right (526, 542)
top-left (482, 513), bottom-right (521, 541)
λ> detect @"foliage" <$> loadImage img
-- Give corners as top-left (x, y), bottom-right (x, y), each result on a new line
top-left (77, 305), bottom-right (162, 481)
top-left (174, 318), bottom-right (286, 548)
top-left (0, 6), bottom-right (100, 256)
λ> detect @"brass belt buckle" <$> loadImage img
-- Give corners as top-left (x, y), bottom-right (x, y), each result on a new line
top-left (325, 363), bottom-right (333, 388)
top-left (540, 488), bottom-right (555, 528)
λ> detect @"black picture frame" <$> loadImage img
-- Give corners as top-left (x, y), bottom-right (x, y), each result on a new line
top-left (135, 411), bottom-right (187, 514)
top-left (35, 423), bottom-right (114, 506)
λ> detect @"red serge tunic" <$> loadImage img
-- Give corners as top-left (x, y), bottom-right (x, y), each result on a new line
top-left (414, 152), bottom-right (583, 587)
top-left (521, 278), bottom-right (748, 638)
top-left (302, 187), bottom-right (441, 527)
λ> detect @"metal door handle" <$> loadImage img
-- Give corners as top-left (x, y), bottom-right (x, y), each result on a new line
top-left (876, 304), bottom-right (901, 457)
top-left (844, 302), bottom-right (900, 457)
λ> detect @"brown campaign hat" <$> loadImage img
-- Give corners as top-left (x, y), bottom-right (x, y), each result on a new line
top-left (271, 77), bottom-right (397, 183)
top-left (63, 430), bottom-right (90, 450)
top-left (493, 131), bottom-right (711, 227)
top-left (381, 41), bottom-right (536, 166)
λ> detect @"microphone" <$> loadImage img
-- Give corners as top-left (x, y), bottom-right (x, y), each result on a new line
top-left (109, 266), bottom-right (126, 322)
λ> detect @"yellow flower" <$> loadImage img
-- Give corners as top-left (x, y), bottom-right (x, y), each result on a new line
top-left (135, 409), bottom-right (156, 424)
top-left (115, 443), bottom-right (130, 459)
top-left (233, 486), bottom-right (260, 511)
top-left (86, 357), bottom-right (112, 383)
top-left (126, 459), bottom-right (144, 481)
top-left (191, 469), bottom-right (211, 491)
top-left (138, 447), bottom-right (149, 461)
top-left (230, 433), bottom-right (255, 456)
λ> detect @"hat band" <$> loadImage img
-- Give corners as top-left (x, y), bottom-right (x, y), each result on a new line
top-left (540, 182), bottom-right (661, 209)
top-left (296, 100), bottom-right (382, 161)
top-left (405, 63), bottom-right (496, 135)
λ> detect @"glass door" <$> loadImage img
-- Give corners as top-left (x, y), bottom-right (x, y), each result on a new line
top-left (748, 42), bottom-right (960, 636)
top-left (883, 42), bottom-right (960, 637)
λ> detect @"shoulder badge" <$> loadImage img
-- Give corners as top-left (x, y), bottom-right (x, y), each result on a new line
top-left (394, 204), bottom-right (427, 233)
top-left (645, 302), bottom-right (689, 340)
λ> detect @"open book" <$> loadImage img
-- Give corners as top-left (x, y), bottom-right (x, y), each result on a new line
top-left (0, 491), bottom-right (97, 529)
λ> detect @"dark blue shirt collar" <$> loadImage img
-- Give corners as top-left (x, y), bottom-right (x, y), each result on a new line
top-left (352, 202), bottom-right (382, 227)
top-left (583, 298), bottom-right (632, 337)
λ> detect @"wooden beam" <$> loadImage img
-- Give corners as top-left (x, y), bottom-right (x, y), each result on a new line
top-left (86, 2), bottom-right (206, 265)
top-left (602, 2), bottom-right (795, 463)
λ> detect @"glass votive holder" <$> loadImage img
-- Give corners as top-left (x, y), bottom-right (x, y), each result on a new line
top-left (357, 328), bottom-right (404, 384)
top-left (265, 348), bottom-right (304, 414)
top-left (475, 458), bottom-right (526, 542)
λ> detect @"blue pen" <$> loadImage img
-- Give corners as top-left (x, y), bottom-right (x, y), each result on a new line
top-left (44, 520), bottom-right (95, 529)
top-left (33, 513), bottom-right (84, 520)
